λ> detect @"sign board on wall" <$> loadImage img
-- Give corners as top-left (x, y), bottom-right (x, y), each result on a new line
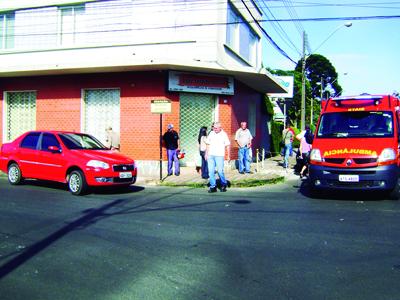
top-left (151, 99), bottom-right (171, 114)
top-left (168, 71), bottom-right (234, 95)
top-left (268, 76), bottom-right (294, 98)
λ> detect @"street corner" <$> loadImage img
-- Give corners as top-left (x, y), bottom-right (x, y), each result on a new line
top-left (157, 170), bottom-right (285, 188)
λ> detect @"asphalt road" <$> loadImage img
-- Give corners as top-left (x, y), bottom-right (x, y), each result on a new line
top-left (0, 177), bottom-right (400, 300)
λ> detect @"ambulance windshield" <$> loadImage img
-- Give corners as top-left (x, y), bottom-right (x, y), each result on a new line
top-left (317, 111), bottom-right (393, 138)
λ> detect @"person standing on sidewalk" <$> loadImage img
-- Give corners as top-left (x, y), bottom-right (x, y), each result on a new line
top-left (105, 126), bottom-right (120, 151)
top-left (235, 121), bottom-right (253, 174)
top-left (282, 124), bottom-right (294, 169)
top-left (198, 126), bottom-right (209, 179)
top-left (299, 125), bottom-right (312, 178)
top-left (162, 123), bottom-right (180, 176)
top-left (205, 122), bottom-right (230, 193)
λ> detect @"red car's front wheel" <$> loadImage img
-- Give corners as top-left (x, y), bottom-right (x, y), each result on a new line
top-left (68, 170), bottom-right (88, 196)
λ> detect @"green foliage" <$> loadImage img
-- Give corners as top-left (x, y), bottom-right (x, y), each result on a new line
top-left (263, 95), bottom-right (275, 117)
top-left (295, 54), bottom-right (343, 99)
top-left (270, 120), bottom-right (283, 156)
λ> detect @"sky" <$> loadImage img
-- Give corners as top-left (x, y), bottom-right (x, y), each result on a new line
top-left (261, 0), bottom-right (400, 96)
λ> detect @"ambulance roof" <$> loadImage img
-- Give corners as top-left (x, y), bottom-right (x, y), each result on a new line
top-left (322, 94), bottom-right (399, 113)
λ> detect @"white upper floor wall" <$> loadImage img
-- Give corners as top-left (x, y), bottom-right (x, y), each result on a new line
top-left (0, 0), bottom-right (265, 76)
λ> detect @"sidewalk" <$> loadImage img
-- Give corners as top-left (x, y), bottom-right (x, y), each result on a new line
top-left (0, 156), bottom-right (299, 188)
top-left (138, 156), bottom-right (299, 187)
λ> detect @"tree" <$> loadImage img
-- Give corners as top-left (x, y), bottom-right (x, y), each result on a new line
top-left (295, 54), bottom-right (343, 99)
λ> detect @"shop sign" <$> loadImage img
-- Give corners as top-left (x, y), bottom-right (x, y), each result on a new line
top-left (268, 76), bottom-right (294, 98)
top-left (168, 71), bottom-right (234, 95)
top-left (151, 99), bottom-right (171, 114)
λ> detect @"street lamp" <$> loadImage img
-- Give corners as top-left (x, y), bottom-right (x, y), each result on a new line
top-left (300, 22), bottom-right (352, 130)
top-left (311, 73), bottom-right (348, 125)
top-left (318, 72), bottom-right (348, 99)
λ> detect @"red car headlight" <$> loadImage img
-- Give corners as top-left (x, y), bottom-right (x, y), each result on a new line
top-left (86, 160), bottom-right (110, 169)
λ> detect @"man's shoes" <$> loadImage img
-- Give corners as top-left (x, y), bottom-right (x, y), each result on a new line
top-left (220, 185), bottom-right (227, 192)
top-left (239, 171), bottom-right (245, 174)
top-left (208, 187), bottom-right (217, 193)
top-left (245, 171), bottom-right (253, 174)
top-left (167, 173), bottom-right (172, 176)
top-left (175, 173), bottom-right (180, 176)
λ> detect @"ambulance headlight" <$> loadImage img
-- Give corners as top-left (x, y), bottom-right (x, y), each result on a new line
top-left (310, 149), bottom-right (323, 162)
top-left (378, 148), bottom-right (396, 163)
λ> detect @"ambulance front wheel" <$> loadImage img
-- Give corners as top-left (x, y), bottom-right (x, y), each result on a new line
top-left (388, 178), bottom-right (400, 200)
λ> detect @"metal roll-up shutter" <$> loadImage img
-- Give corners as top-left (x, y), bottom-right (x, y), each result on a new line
top-left (83, 89), bottom-right (120, 145)
top-left (180, 93), bottom-right (215, 166)
top-left (6, 91), bottom-right (36, 141)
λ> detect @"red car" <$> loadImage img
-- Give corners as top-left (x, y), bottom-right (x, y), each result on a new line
top-left (0, 131), bottom-right (137, 195)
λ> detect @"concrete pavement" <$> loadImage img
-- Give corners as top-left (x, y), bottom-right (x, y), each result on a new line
top-left (138, 155), bottom-right (299, 187)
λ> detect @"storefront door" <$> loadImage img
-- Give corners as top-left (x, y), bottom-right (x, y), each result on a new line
top-left (180, 93), bottom-right (215, 166)
top-left (5, 91), bottom-right (36, 142)
top-left (83, 89), bottom-right (120, 145)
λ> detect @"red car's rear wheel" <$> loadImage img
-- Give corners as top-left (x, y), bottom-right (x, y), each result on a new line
top-left (8, 163), bottom-right (23, 185)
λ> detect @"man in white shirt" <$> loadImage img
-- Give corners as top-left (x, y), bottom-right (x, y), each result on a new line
top-left (235, 121), bottom-right (253, 174)
top-left (205, 122), bottom-right (231, 193)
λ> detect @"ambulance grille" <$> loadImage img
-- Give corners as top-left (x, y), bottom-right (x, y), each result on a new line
top-left (353, 158), bottom-right (377, 164)
top-left (324, 158), bottom-right (345, 164)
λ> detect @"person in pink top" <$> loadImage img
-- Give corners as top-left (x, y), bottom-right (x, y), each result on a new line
top-left (300, 125), bottom-right (313, 178)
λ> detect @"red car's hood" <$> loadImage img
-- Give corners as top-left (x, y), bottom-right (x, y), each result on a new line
top-left (72, 150), bottom-right (134, 164)
top-left (314, 137), bottom-right (395, 158)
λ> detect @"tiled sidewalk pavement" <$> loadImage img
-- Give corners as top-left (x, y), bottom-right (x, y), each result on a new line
top-left (144, 155), bottom-right (299, 187)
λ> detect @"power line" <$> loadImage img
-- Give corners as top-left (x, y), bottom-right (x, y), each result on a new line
top-left (259, 15), bottom-right (400, 22)
top-left (241, 0), bottom-right (297, 64)
top-left (259, 0), bottom-right (302, 56)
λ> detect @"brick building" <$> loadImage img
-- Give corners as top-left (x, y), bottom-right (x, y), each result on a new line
top-left (0, 0), bottom-right (285, 175)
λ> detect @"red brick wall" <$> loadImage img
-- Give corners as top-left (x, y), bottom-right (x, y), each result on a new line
top-left (36, 77), bottom-right (81, 131)
top-left (0, 71), bottom-right (179, 160)
top-left (228, 81), bottom-right (264, 160)
top-left (0, 72), bottom-right (265, 162)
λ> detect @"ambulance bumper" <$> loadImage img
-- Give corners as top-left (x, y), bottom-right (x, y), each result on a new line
top-left (309, 164), bottom-right (399, 190)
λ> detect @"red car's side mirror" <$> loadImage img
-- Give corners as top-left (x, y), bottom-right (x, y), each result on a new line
top-left (48, 146), bottom-right (61, 153)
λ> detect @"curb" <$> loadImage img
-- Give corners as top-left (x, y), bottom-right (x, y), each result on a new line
top-left (157, 176), bottom-right (286, 188)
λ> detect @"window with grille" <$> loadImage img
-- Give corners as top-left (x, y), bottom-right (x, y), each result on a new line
top-left (83, 89), bottom-right (120, 145)
top-left (0, 13), bottom-right (15, 49)
top-left (5, 91), bottom-right (36, 141)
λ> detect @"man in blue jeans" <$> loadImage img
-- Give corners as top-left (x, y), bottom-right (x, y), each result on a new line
top-left (162, 123), bottom-right (180, 176)
top-left (205, 122), bottom-right (231, 193)
top-left (235, 121), bottom-right (253, 174)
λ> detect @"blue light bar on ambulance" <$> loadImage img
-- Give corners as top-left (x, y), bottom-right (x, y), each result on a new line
top-left (332, 95), bottom-right (383, 106)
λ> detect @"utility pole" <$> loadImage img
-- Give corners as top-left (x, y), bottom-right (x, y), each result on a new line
top-left (300, 31), bottom-right (307, 131)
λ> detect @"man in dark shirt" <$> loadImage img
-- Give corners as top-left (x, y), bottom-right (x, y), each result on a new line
top-left (162, 123), bottom-right (180, 176)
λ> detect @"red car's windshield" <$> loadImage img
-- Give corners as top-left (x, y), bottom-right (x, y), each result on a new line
top-left (58, 133), bottom-right (108, 150)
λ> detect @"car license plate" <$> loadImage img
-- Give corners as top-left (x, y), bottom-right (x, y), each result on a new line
top-left (119, 172), bottom-right (132, 179)
top-left (339, 175), bottom-right (359, 182)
